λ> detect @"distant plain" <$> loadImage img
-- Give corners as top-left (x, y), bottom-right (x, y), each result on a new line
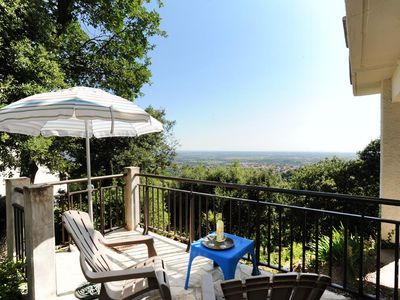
top-left (174, 151), bottom-right (356, 169)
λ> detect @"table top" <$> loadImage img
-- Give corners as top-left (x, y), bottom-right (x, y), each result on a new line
top-left (190, 233), bottom-right (254, 260)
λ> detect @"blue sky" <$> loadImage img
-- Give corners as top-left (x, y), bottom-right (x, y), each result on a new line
top-left (139, 0), bottom-right (380, 152)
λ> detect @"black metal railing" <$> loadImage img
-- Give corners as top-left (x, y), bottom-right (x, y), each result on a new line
top-left (50, 174), bottom-right (125, 244)
top-left (138, 173), bottom-right (400, 300)
top-left (12, 203), bottom-right (26, 274)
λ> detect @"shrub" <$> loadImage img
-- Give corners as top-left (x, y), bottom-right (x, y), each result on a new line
top-left (317, 223), bottom-right (375, 279)
top-left (262, 242), bottom-right (315, 271)
top-left (0, 258), bottom-right (25, 300)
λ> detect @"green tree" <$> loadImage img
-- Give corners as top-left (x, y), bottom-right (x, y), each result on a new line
top-left (287, 139), bottom-right (380, 223)
top-left (0, 0), bottom-right (174, 182)
top-left (355, 138), bottom-right (380, 197)
top-left (289, 139), bottom-right (380, 198)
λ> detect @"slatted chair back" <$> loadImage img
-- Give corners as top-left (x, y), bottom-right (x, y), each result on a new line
top-left (291, 273), bottom-right (319, 300)
top-left (307, 275), bottom-right (331, 300)
top-left (62, 210), bottom-right (112, 273)
top-left (207, 272), bottom-right (331, 300)
top-left (270, 273), bottom-right (298, 300)
top-left (221, 279), bottom-right (243, 300)
top-left (244, 275), bottom-right (270, 299)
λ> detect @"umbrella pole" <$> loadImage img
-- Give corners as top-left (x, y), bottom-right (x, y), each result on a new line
top-left (85, 121), bottom-right (93, 221)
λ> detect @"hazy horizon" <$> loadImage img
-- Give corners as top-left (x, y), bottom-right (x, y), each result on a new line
top-left (176, 149), bottom-right (356, 154)
top-left (174, 150), bottom-right (357, 169)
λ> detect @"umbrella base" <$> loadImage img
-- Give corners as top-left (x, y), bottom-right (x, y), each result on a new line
top-left (74, 282), bottom-right (100, 299)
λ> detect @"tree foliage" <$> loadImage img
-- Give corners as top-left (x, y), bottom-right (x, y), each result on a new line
top-left (289, 139), bottom-right (380, 198)
top-left (173, 140), bottom-right (381, 238)
top-left (0, 0), bottom-right (175, 182)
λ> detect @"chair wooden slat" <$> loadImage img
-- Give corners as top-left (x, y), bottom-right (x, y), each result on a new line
top-left (245, 275), bottom-right (270, 300)
top-left (269, 273), bottom-right (298, 300)
top-left (291, 273), bottom-right (319, 300)
top-left (221, 279), bottom-right (244, 300)
top-left (308, 275), bottom-right (331, 300)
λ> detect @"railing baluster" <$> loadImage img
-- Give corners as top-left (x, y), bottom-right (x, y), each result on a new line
top-left (189, 186), bottom-right (195, 245)
top-left (12, 203), bottom-right (26, 276)
top-left (179, 192), bottom-right (183, 235)
top-left (173, 190), bottom-right (177, 234)
top-left (394, 224), bottom-right (399, 300)
top-left (229, 198), bottom-right (232, 233)
top-left (302, 211), bottom-right (307, 272)
top-left (151, 186), bottom-right (154, 228)
top-left (315, 214), bottom-right (319, 274)
top-left (121, 184), bottom-right (124, 227)
top-left (198, 195), bottom-right (202, 239)
top-left (109, 189), bottom-right (113, 230)
top-left (343, 218), bottom-right (348, 289)
top-left (185, 192), bottom-right (189, 240)
top-left (255, 199), bottom-right (261, 265)
top-left (156, 187), bottom-right (160, 230)
top-left (247, 202), bottom-right (251, 239)
top-left (100, 187), bottom-right (105, 234)
top-left (329, 215), bottom-right (333, 278)
top-left (290, 220), bottom-right (293, 272)
top-left (14, 207), bottom-right (20, 259)
top-left (206, 196), bottom-right (209, 234)
top-left (115, 186), bottom-right (118, 226)
top-left (267, 206), bottom-right (271, 266)
top-left (213, 198), bottom-right (216, 231)
top-left (375, 220), bottom-right (381, 299)
top-left (167, 189), bottom-right (171, 233)
top-left (94, 188), bottom-right (98, 223)
top-left (278, 207), bottom-right (282, 270)
top-left (238, 201), bottom-right (241, 236)
top-left (358, 216), bottom-right (364, 296)
top-left (144, 177), bottom-right (149, 234)
top-left (138, 185), bottom-right (141, 222)
top-left (162, 188), bottom-right (165, 233)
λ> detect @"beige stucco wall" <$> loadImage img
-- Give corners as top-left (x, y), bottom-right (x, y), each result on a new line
top-left (380, 79), bottom-right (400, 241)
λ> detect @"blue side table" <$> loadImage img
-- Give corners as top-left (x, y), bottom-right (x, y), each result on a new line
top-left (184, 233), bottom-right (260, 289)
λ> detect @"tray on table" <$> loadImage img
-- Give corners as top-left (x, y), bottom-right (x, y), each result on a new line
top-left (202, 236), bottom-right (234, 250)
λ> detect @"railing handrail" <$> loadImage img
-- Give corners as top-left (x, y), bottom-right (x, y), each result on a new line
top-left (138, 173), bottom-right (400, 207)
top-left (45, 173), bottom-right (125, 186)
top-left (139, 183), bottom-right (400, 225)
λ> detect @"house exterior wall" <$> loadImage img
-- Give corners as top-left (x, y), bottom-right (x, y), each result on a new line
top-left (380, 78), bottom-right (400, 240)
top-left (0, 166), bottom-right (60, 196)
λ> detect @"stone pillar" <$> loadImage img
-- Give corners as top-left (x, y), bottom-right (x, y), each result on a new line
top-left (124, 167), bottom-right (140, 230)
top-left (381, 78), bottom-right (400, 241)
top-left (24, 184), bottom-right (56, 300)
top-left (5, 177), bottom-right (30, 259)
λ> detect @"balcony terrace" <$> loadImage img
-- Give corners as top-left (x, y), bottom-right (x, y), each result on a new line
top-left (5, 167), bottom-right (400, 299)
top-left (55, 229), bottom-right (347, 300)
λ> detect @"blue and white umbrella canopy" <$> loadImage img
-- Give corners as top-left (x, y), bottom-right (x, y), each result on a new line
top-left (0, 86), bottom-right (163, 220)
top-left (0, 86), bottom-right (163, 137)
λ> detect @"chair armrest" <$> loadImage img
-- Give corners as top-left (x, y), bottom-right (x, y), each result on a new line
top-left (80, 254), bottom-right (155, 283)
top-left (201, 273), bottom-right (216, 300)
top-left (99, 231), bottom-right (157, 257)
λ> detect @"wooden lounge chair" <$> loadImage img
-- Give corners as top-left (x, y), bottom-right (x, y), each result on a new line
top-left (62, 210), bottom-right (171, 300)
top-left (201, 272), bottom-right (331, 300)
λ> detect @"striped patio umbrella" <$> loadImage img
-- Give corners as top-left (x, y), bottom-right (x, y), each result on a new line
top-left (0, 86), bottom-right (163, 220)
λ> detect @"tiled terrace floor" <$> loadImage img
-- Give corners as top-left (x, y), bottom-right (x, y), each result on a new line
top-left (55, 229), bottom-right (349, 299)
